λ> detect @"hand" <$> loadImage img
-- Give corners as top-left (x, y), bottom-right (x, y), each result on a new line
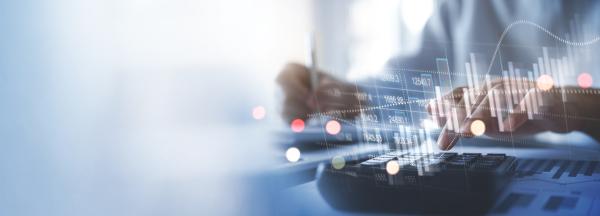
top-left (427, 78), bottom-right (584, 150)
top-left (276, 63), bottom-right (363, 123)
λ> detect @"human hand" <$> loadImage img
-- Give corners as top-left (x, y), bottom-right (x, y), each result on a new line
top-left (427, 78), bottom-right (582, 150)
top-left (276, 63), bottom-right (363, 123)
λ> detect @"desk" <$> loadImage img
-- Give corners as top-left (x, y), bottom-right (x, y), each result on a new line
top-left (257, 133), bottom-right (600, 215)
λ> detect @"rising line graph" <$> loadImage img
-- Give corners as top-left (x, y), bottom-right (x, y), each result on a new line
top-left (485, 20), bottom-right (600, 76)
top-left (308, 20), bottom-right (600, 119)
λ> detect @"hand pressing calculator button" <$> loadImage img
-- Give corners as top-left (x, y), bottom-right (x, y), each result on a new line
top-left (317, 152), bottom-right (517, 214)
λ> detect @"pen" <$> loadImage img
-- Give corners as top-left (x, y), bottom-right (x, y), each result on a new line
top-left (306, 33), bottom-right (319, 94)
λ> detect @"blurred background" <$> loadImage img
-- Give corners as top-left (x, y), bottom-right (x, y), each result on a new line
top-left (0, 0), bottom-right (433, 215)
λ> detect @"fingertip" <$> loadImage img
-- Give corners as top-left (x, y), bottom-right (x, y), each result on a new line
top-left (436, 126), bottom-right (449, 150)
top-left (437, 125), bottom-right (461, 150)
top-left (444, 134), bottom-right (459, 150)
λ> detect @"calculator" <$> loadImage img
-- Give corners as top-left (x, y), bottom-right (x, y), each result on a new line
top-left (316, 152), bottom-right (517, 214)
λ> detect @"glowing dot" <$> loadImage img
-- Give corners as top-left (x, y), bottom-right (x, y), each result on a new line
top-left (286, 147), bottom-right (301, 162)
top-left (536, 75), bottom-right (554, 91)
top-left (325, 120), bottom-right (341, 135)
top-left (386, 160), bottom-right (400, 175)
top-left (252, 106), bottom-right (266, 120)
top-left (578, 73), bottom-right (593, 89)
top-left (331, 156), bottom-right (345, 170)
top-left (470, 120), bottom-right (486, 136)
top-left (290, 119), bottom-right (305, 133)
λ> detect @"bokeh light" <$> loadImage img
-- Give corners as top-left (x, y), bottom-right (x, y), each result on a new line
top-left (325, 120), bottom-right (342, 135)
top-left (290, 119), bottom-right (305, 133)
top-left (252, 106), bottom-right (266, 120)
top-left (536, 74), bottom-right (554, 91)
top-left (470, 120), bottom-right (486, 136)
top-left (285, 147), bottom-right (301, 163)
top-left (578, 73), bottom-right (593, 89)
top-left (332, 156), bottom-right (346, 170)
top-left (386, 160), bottom-right (400, 175)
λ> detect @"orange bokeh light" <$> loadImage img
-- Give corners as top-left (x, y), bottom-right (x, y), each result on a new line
top-left (536, 74), bottom-right (554, 91)
top-left (325, 120), bottom-right (342, 135)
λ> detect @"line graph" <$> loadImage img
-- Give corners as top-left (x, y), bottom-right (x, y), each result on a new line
top-left (485, 20), bottom-right (600, 75)
top-left (308, 20), bottom-right (600, 119)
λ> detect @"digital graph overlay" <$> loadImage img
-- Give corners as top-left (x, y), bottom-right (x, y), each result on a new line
top-left (303, 20), bottom-right (600, 152)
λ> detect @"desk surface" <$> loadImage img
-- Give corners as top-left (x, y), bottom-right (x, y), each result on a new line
top-left (260, 135), bottom-right (600, 215)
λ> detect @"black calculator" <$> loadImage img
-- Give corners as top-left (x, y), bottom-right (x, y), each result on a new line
top-left (316, 152), bottom-right (517, 214)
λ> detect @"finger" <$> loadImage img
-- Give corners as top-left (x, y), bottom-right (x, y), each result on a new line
top-left (460, 87), bottom-right (494, 137)
top-left (276, 63), bottom-right (310, 86)
top-left (428, 87), bottom-right (466, 120)
top-left (278, 69), bottom-right (310, 97)
top-left (437, 84), bottom-right (504, 150)
top-left (454, 97), bottom-right (469, 133)
top-left (437, 96), bottom-right (469, 150)
top-left (427, 99), bottom-right (448, 126)
top-left (470, 82), bottom-right (504, 113)
top-left (437, 99), bottom-right (455, 127)
top-left (281, 100), bottom-right (311, 122)
top-left (502, 89), bottom-right (533, 132)
top-left (437, 124), bottom-right (460, 150)
top-left (431, 82), bottom-right (500, 129)
top-left (457, 82), bottom-right (503, 132)
top-left (279, 82), bottom-right (312, 118)
top-left (314, 81), bottom-right (359, 105)
top-left (438, 88), bottom-right (471, 127)
top-left (428, 85), bottom-right (470, 121)
top-left (458, 77), bottom-right (502, 105)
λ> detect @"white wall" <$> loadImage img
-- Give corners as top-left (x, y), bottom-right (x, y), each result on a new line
top-left (0, 0), bottom-right (311, 215)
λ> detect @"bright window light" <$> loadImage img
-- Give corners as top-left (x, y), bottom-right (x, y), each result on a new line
top-left (347, 0), bottom-right (433, 79)
top-left (401, 0), bottom-right (434, 34)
